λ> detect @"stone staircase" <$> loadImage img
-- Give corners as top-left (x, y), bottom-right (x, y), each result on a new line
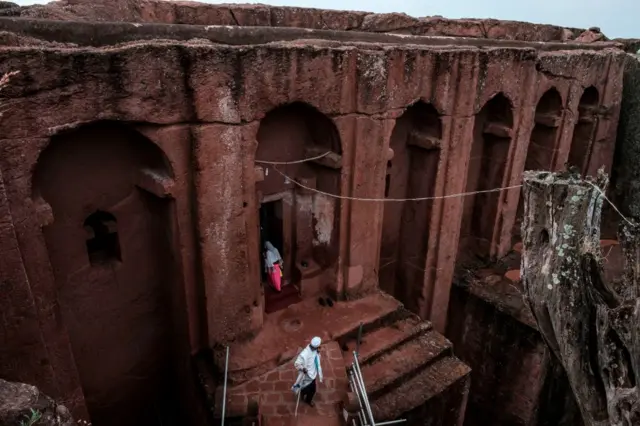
top-left (339, 309), bottom-right (471, 424)
top-left (214, 292), bottom-right (404, 387)
top-left (208, 292), bottom-right (470, 425)
top-left (264, 284), bottom-right (302, 314)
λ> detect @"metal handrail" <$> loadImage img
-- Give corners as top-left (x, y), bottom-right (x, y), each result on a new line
top-left (349, 369), bottom-right (368, 424)
top-left (221, 346), bottom-right (230, 426)
top-left (349, 350), bottom-right (407, 426)
top-left (352, 351), bottom-right (376, 426)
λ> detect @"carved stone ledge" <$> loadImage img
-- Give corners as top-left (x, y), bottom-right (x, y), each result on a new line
top-left (304, 146), bottom-right (342, 169)
top-left (407, 130), bottom-right (441, 150)
top-left (483, 122), bottom-right (513, 138)
top-left (534, 112), bottom-right (562, 127)
top-left (136, 168), bottom-right (174, 198)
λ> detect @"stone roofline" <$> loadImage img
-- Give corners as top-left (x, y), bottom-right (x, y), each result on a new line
top-left (0, 16), bottom-right (624, 51)
top-left (0, 0), bottom-right (611, 44)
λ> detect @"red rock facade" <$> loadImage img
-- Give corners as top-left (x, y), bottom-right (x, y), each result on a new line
top-left (0, 0), bottom-right (626, 425)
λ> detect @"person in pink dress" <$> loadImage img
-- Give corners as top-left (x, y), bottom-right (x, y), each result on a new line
top-left (264, 241), bottom-right (283, 292)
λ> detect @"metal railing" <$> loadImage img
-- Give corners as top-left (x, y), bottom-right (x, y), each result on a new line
top-left (221, 337), bottom-right (407, 426)
top-left (221, 346), bottom-right (230, 426)
top-left (347, 325), bottom-right (407, 426)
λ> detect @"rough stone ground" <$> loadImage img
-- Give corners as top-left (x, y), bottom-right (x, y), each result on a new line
top-left (215, 293), bottom-right (401, 384)
top-left (212, 290), bottom-right (471, 424)
top-left (216, 341), bottom-right (347, 424)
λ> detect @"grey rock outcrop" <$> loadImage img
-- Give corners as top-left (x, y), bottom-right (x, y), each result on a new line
top-left (0, 378), bottom-right (74, 426)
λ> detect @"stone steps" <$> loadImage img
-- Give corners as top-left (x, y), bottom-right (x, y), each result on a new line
top-left (339, 316), bottom-right (431, 365)
top-left (328, 298), bottom-right (409, 343)
top-left (370, 356), bottom-right (471, 421)
top-left (264, 284), bottom-right (302, 314)
top-left (216, 292), bottom-right (403, 386)
top-left (208, 294), bottom-right (470, 425)
top-left (359, 328), bottom-right (452, 400)
top-left (339, 307), bottom-right (470, 423)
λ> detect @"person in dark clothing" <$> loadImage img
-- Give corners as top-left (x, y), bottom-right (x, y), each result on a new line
top-left (300, 377), bottom-right (317, 406)
top-left (292, 337), bottom-right (323, 407)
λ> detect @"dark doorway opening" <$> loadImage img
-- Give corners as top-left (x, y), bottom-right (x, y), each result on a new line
top-left (259, 199), bottom-right (301, 313)
top-left (259, 200), bottom-right (284, 281)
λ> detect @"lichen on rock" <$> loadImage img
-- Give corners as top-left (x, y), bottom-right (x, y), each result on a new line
top-left (521, 170), bottom-right (640, 426)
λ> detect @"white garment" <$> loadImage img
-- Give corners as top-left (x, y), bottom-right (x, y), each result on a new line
top-left (292, 345), bottom-right (323, 391)
top-left (264, 241), bottom-right (282, 269)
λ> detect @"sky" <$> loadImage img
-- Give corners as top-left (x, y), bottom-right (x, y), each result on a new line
top-left (12, 0), bottom-right (639, 39)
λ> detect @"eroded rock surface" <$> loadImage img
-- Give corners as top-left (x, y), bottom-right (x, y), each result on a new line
top-left (576, 28), bottom-right (606, 43)
top-left (0, 0), bottom-right (587, 42)
top-left (0, 378), bottom-right (74, 426)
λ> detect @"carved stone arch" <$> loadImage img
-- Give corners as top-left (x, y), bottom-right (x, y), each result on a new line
top-left (379, 100), bottom-right (442, 313)
top-left (458, 92), bottom-right (515, 263)
top-left (32, 120), bottom-right (185, 426)
top-left (568, 86), bottom-right (600, 175)
top-left (513, 87), bottom-right (565, 244)
top-left (254, 102), bottom-right (343, 309)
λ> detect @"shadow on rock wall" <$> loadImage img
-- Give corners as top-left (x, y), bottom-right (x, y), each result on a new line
top-left (613, 55), bottom-right (640, 219)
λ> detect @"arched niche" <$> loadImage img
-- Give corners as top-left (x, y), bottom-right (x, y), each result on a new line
top-left (255, 102), bottom-right (342, 305)
top-left (32, 121), bottom-right (183, 426)
top-left (568, 86), bottom-right (599, 174)
top-left (378, 101), bottom-right (442, 312)
top-left (459, 93), bottom-right (514, 262)
top-left (513, 88), bottom-right (564, 244)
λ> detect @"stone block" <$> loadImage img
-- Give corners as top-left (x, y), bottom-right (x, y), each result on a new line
top-left (346, 265), bottom-right (363, 289)
top-left (136, 168), bottom-right (175, 198)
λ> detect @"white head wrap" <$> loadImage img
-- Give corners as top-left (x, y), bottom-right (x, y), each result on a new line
top-left (310, 337), bottom-right (321, 348)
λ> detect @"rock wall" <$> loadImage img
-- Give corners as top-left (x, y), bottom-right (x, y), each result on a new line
top-left (613, 55), bottom-right (640, 218)
top-left (447, 285), bottom-right (583, 426)
top-left (0, 0), bottom-right (588, 42)
top-left (0, 378), bottom-right (74, 426)
top-left (615, 38), bottom-right (640, 54)
top-left (0, 17), bottom-right (623, 52)
top-left (0, 7), bottom-right (626, 424)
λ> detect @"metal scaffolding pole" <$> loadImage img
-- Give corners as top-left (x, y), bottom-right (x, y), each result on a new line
top-left (349, 369), bottom-right (368, 423)
top-left (221, 346), bottom-right (230, 426)
top-left (348, 350), bottom-right (406, 426)
top-left (374, 420), bottom-right (408, 426)
top-left (352, 351), bottom-right (376, 426)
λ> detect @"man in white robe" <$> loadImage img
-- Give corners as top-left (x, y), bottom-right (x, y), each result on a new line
top-left (292, 336), bottom-right (323, 407)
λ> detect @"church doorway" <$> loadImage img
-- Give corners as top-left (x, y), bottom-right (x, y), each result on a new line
top-left (259, 196), bottom-right (301, 314)
top-left (260, 199), bottom-right (284, 282)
